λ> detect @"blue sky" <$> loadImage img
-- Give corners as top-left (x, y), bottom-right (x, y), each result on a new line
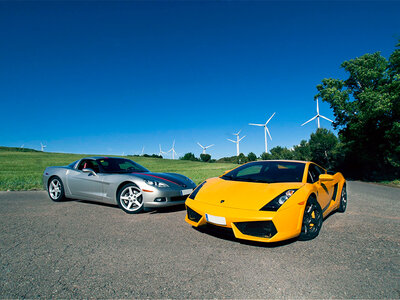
top-left (0, 1), bottom-right (399, 158)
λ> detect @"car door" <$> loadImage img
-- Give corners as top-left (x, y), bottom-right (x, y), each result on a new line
top-left (307, 164), bottom-right (331, 213)
top-left (67, 159), bottom-right (104, 201)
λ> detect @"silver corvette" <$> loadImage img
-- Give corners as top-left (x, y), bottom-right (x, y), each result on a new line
top-left (43, 157), bottom-right (196, 214)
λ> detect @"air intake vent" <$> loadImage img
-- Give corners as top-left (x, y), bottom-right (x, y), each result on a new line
top-left (234, 221), bottom-right (277, 238)
top-left (187, 206), bottom-right (202, 222)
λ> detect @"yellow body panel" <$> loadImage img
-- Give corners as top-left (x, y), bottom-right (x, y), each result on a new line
top-left (185, 160), bottom-right (346, 243)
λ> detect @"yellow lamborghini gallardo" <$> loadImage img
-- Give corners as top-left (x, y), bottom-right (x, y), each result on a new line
top-left (185, 160), bottom-right (347, 243)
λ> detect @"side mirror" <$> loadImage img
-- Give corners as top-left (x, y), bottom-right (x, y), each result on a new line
top-left (82, 168), bottom-right (97, 176)
top-left (319, 174), bottom-right (334, 181)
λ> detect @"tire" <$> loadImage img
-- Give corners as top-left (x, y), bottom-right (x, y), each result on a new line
top-left (298, 196), bottom-right (323, 241)
top-left (47, 176), bottom-right (66, 202)
top-left (337, 184), bottom-right (347, 213)
top-left (117, 183), bottom-right (144, 214)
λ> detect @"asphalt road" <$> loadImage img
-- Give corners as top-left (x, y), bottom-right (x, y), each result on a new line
top-left (0, 181), bottom-right (399, 298)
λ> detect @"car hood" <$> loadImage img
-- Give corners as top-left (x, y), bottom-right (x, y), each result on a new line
top-left (194, 177), bottom-right (305, 210)
top-left (129, 172), bottom-right (192, 188)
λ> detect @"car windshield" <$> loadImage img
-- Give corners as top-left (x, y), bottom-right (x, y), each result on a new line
top-left (96, 158), bottom-right (149, 174)
top-left (221, 161), bottom-right (305, 183)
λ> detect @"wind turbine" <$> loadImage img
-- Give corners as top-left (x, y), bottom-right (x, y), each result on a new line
top-left (168, 140), bottom-right (177, 159)
top-left (197, 142), bottom-right (214, 154)
top-left (20, 144), bottom-right (24, 149)
top-left (227, 130), bottom-right (246, 156)
top-left (249, 112), bottom-right (275, 153)
top-left (301, 98), bottom-right (333, 129)
top-left (159, 144), bottom-right (167, 157)
top-left (40, 142), bottom-right (47, 152)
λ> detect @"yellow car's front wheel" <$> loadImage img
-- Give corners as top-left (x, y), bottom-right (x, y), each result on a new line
top-left (298, 197), bottom-right (323, 241)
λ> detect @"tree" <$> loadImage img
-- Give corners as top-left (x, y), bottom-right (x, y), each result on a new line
top-left (237, 153), bottom-right (248, 164)
top-left (269, 146), bottom-right (294, 160)
top-left (200, 153), bottom-right (211, 162)
top-left (293, 140), bottom-right (311, 161)
top-left (260, 152), bottom-right (271, 160)
top-left (316, 41), bottom-right (400, 178)
top-left (180, 152), bottom-right (197, 161)
top-left (247, 152), bottom-right (257, 161)
top-left (308, 128), bottom-right (339, 170)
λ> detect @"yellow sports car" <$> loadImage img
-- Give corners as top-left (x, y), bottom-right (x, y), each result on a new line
top-left (185, 160), bottom-right (346, 243)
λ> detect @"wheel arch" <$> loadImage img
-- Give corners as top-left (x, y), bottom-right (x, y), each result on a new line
top-left (47, 175), bottom-right (62, 188)
top-left (295, 191), bottom-right (318, 234)
top-left (115, 180), bottom-right (139, 201)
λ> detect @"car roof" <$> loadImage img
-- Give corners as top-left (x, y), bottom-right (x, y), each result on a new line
top-left (256, 160), bottom-right (309, 164)
top-left (81, 156), bottom-right (125, 160)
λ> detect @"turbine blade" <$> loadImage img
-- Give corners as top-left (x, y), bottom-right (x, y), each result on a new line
top-left (227, 139), bottom-right (236, 143)
top-left (266, 126), bottom-right (272, 140)
top-left (205, 144), bottom-right (214, 149)
top-left (316, 98), bottom-right (319, 114)
top-left (265, 112), bottom-right (276, 125)
top-left (249, 123), bottom-right (264, 127)
top-left (197, 142), bottom-right (203, 148)
top-left (235, 129), bottom-right (241, 135)
top-left (238, 135), bottom-right (246, 142)
top-left (301, 115), bottom-right (317, 126)
top-left (320, 115), bottom-right (334, 123)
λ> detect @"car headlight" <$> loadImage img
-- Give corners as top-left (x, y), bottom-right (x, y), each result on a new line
top-left (188, 181), bottom-right (206, 200)
top-left (144, 179), bottom-right (169, 188)
top-left (260, 189), bottom-right (298, 211)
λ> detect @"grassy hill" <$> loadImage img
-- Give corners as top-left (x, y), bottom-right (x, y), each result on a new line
top-left (0, 147), bottom-right (236, 191)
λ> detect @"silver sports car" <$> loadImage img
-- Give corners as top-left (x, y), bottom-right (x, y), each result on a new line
top-left (43, 157), bottom-right (196, 214)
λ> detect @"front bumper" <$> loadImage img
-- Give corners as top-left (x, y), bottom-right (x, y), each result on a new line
top-left (142, 187), bottom-right (195, 208)
top-left (185, 198), bottom-right (304, 243)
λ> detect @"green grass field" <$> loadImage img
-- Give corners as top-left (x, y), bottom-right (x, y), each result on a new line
top-left (0, 148), bottom-right (237, 191)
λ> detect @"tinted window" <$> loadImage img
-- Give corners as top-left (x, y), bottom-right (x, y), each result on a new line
top-left (221, 161), bottom-right (305, 183)
top-left (68, 160), bottom-right (78, 169)
top-left (307, 164), bottom-right (326, 183)
top-left (96, 158), bottom-right (149, 174)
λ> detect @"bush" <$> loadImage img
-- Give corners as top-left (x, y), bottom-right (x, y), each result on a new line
top-left (200, 153), bottom-right (211, 162)
top-left (180, 152), bottom-right (198, 161)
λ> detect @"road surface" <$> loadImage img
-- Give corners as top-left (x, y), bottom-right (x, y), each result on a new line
top-left (0, 181), bottom-right (399, 298)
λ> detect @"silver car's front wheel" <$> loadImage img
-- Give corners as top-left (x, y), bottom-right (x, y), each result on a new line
top-left (48, 177), bottom-right (66, 202)
top-left (117, 183), bottom-right (144, 214)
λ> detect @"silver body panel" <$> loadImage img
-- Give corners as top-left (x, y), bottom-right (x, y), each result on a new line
top-left (43, 157), bottom-right (196, 208)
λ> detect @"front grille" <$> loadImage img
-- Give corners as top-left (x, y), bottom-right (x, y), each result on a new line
top-left (171, 195), bottom-right (188, 202)
top-left (234, 221), bottom-right (277, 238)
top-left (203, 223), bottom-right (235, 238)
top-left (187, 206), bottom-right (202, 222)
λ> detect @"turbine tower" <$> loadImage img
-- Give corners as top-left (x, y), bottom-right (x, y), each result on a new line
top-left (249, 112), bottom-right (275, 153)
top-left (197, 142), bottom-right (214, 154)
top-left (159, 144), bottom-right (167, 157)
top-left (40, 142), bottom-right (47, 152)
top-left (227, 130), bottom-right (246, 156)
top-left (141, 146), bottom-right (145, 156)
top-left (301, 98), bottom-right (333, 129)
top-left (168, 140), bottom-right (177, 159)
